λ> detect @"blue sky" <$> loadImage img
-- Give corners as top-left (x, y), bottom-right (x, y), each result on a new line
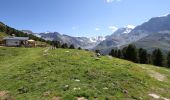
top-left (0, 0), bottom-right (170, 37)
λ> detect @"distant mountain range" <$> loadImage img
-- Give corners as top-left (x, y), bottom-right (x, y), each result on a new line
top-left (94, 14), bottom-right (170, 54)
top-left (22, 14), bottom-right (170, 54)
top-left (94, 25), bottom-right (135, 50)
top-left (22, 30), bottom-right (105, 49)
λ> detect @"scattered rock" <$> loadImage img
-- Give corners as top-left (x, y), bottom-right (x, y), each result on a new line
top-left (63, 85), bottom-right (69, 91)
top-left (149, 93), bottom-right (170, 100)
top-left (149, 93), bottom-right (160, 99)
top-left (77, 97), bottom-right (87, 100)
top-left (96, 53), bottom-right (101, 57)
top-left (103, 87), bottom-right (108, 90)
top-left (52, 96), bottom-right (61, 100)
top-left (75, 79), bottom-right (80, 82)
top-left (73, 87), bottom-right (81, 90)
top-left (162, 97), bottom-right (170, 100)
top-left (65, 51), bottom-right (70, 53)
top-left (64, 85), bottom-right (69, 88)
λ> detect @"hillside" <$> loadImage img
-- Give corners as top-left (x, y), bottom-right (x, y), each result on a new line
top-left (0, 22), bottom-right (46, 43)
top-left (0, 32), bottom-right (9, 40)
top-left (0, 47), bottom-right (170, 100)
top-left (133, 32), bottom-right (170, 53)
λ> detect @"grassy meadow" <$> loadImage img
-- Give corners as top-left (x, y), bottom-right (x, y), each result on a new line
top-left (0, 47), bottom-right (170, 100)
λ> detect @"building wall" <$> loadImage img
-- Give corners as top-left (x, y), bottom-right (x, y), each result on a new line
top-left (6, 39), bottom-right (21, 46)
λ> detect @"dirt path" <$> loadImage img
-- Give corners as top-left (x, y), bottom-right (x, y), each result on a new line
top-left (148, 70), bottom-right (166, 81)
top-left (139, 65), bottom-right (166, 81)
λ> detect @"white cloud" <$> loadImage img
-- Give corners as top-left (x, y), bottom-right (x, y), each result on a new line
top-left (106, 0), bottom-right (121, 3)
top-left (109, 26), bottom-right (118, 32)
top-left (95, 28), bottom-right (100, 31)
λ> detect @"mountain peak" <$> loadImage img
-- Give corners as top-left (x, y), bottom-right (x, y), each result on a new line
top-left (126, 25), bottom-right (136, 29)
top-left (44, 31), bottom-right (51, 34)
top-left (158, 13), bottom-right (170, 17)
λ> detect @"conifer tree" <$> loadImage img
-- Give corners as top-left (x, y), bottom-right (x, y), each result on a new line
top-left (122, 47), bottom-right (127, 59)
top-left (152, 49), bottom-right (164, 66)
top-left (147, 54), bottom-right (152, 64)
top-left (138, 48), bottom-right (148, 64)
top-left (61, 43), bottom-right (68, 49)
top-left (125, 44), bottom-right (138, 62)
top-left (114, 49), bottom-right (118, 57)
top-left (167, 51), bottom-right (170, 67)
top-left (109, 49), bottom-right (115, 57)
top-left (69, 44), bottom-right (75, 49)
top-left (95, 49), bottom-right (100, 54)
top-left (117, 49), bottom-right (123, 58)
top-left (78, 47), bottom-right (82, 50)
top-left (53, 41), bottom-right (61, 48)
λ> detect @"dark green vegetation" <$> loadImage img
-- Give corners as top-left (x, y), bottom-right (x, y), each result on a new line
top-left (168, 51), bottom-right (170, 67)
top-left (152, 49), bottom-right (164, 66)
top-left (0, 47), bottom-right (170, 100)
top-left (109, 44), bottom-right (170, 68)
top-left (138, 48), bottom-right (148, 64)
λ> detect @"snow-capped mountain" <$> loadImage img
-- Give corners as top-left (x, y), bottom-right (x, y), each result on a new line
top-left (94, 25), bottom-right (135, 50)
top-left (95, 14), bottom-right (170, 54)
top-left (35, 32), bottom-right (105, 49)
top-left (22, 14), bottom-right (170, 54)
top-left (109, 25), bottom-right (135, 37)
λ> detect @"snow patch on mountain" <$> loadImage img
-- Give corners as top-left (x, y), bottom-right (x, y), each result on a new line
top-left (89, 36), bottom-right (106, 43)
top-left (123, 25), bottom-right (136, 34)
top-left (126, 25), bottom-right (136, 29)
top-left (158, 13), bottom-right (170, 17)
top-left (44, 31), bottom-right (51, 34)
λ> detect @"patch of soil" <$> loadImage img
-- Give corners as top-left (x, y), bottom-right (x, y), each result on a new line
top-left (52, 96), bottom-right (61, 100)
top-left (0, 91), bottom-right (13, 100)
top-left (77, 97), bottom-right (87, 100)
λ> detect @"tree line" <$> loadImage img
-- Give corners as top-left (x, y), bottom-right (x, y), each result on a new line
top-left (109, 44), bottom-right (170, 68)
top-left (49, 40), bottom-right (82, 50)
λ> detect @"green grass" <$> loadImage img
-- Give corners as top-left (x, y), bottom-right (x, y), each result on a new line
top-left (0, 47), bottom-right (170, 100)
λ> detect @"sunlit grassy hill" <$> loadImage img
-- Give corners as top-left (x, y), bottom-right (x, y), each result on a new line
top-left (0, 47), bottom-right (170, 100)
top-left (0, 32), bottom-right (8, 40)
